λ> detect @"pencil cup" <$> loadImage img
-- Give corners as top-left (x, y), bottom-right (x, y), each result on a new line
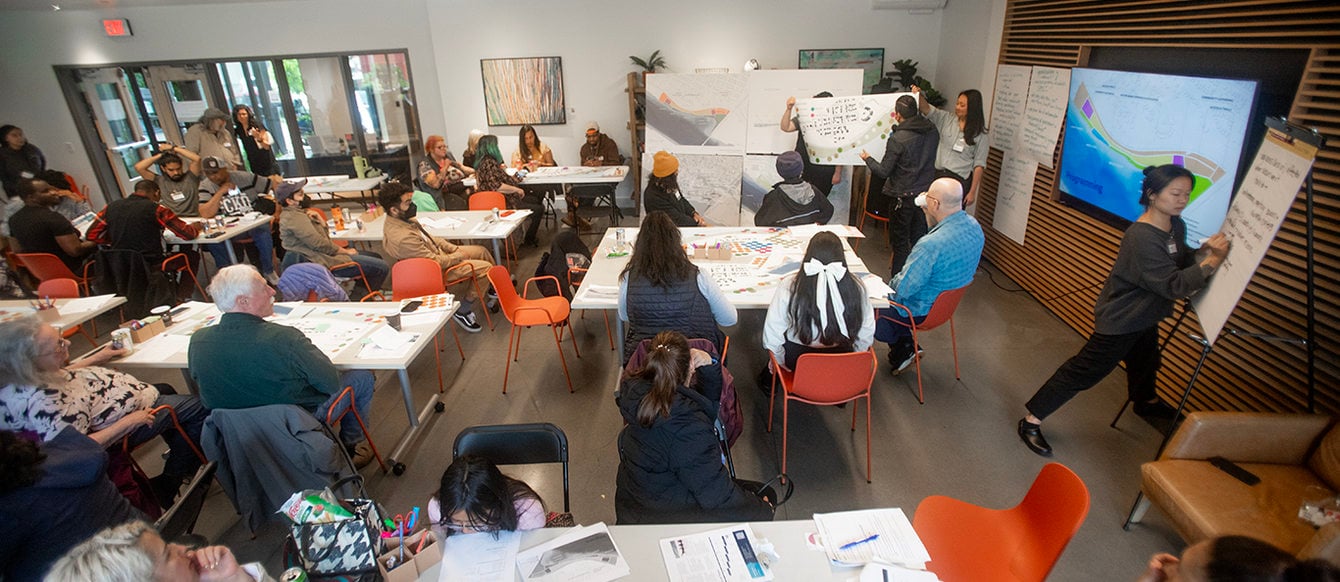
top-left (377, 531), bottom-right (440, 582)
top-left (35, 306), bottom-right (62, 323)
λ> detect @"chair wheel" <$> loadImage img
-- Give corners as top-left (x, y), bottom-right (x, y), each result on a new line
top-left (392, 462), bottom-right (407, 476)
top-left (434, 402), bottom-right (445, 413)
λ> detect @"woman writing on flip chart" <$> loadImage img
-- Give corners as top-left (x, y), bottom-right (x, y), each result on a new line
top-left (1018, 164), bottom-right (1230, 457)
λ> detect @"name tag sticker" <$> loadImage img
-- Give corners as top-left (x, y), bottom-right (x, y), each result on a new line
top-left (171, 192), bottom-right (186, 202)
top-left (952, 138), bottom-right (966, 153)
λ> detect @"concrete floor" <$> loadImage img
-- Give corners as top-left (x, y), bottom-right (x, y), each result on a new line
top-left (127, 212), bottom-right (1187, 580)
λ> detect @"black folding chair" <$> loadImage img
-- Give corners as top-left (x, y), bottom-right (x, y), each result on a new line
top-left (154, 461), bottom-right (217, 545)
top-left (452, 423), bottom-right (570, 512)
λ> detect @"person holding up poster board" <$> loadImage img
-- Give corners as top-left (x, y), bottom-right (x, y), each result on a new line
top-left (911, 85), bottom-right (990, 209)
top-left (859, 95), bottom-right (939, 276)
top-left (1018, 165), bottom-right (1230, 457)
top-left (781, 93), bottom-right (843, 196)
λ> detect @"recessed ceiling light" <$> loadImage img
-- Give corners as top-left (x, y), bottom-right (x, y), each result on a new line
top-left (51, 4), bottom-right (61, 10)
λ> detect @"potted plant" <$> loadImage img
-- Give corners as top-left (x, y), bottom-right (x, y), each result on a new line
top-left (630, 50), bottom-right (667, 81)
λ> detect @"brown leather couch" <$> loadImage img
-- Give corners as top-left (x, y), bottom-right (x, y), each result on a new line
top-left (1126, 411), bottom-right (1340, 562)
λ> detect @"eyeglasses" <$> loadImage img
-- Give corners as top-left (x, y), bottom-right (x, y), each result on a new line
top-left (38, 338), bottom-right (70, 357)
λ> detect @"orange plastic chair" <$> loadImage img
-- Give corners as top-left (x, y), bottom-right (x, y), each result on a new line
top-left (161, 253), bottom-right (207, 300)
top-left (17, 252), bottom-right (93, 295)
top-left (444, 261), bottom-right (493, 330)
top-left (325, 386), bottom-right (389, 473)
top-left (306, 207), bottom-right (350, 248)
top-left (568, 266), bottom-right (613, 351)
top-left (35, 278), bottom-right (97, 347)
top-left (328, 260), bottom-right (384, 302)
top-left (854, 172), bottom-right (889, 252)
top-left (913, 463), bottom-right (1091, 582)
top-left (486, 265), bottom-right (579, 394)
top-left (878, 284), bottom-right (970, 404)
top-left (391, 258), bottom-right (462, 391)
top-left (767, 349), bottom-right (877, 482)
top-left (469, 191), bottom-right (517, 266)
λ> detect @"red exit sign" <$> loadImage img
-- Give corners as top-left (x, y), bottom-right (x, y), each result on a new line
top-left (102, 18), bottom-right (132, 37)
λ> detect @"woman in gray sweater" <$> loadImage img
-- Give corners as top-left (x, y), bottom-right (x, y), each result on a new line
top-left (1017, 164), bottom-right (1230, 457)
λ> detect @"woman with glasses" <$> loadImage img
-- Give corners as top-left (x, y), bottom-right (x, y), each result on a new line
top-left (0, 317), bottom-right (207, 505)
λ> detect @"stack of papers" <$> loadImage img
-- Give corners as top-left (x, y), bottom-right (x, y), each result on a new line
top-left (440, 530), bottom-right (522, 582)
top-left (516, 523), bottom-right (629, 582)
top-left (57, 294), bottom-right (116, 314)
top-left (812, 508), bottom-right (931, 569)
top-left (420, 215), bottom-right (466, 230)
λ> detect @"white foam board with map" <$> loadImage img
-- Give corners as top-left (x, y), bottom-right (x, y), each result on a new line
top-left (747, 69), bottom-right (864, 155)
top-left (793, 93), bottom-right (913, 166)
top-left (642, 153), bottom-right (744, 226)
top-left (646, 73), bottom-right (749, 156)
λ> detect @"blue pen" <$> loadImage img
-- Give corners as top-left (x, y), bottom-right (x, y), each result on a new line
top-left (839, 534), bottom-right (880, 551)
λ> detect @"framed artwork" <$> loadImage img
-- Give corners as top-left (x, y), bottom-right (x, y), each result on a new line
top-left (480, 56), bottom-right (566, 126)
top-left (798, 48), bottom-right (885, 94)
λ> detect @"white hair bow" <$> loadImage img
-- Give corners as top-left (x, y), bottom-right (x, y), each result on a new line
top-left (803, 258), bottom-right (848, 336)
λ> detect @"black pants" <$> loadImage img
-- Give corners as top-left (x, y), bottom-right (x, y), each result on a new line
top-left (514, 188), bottom-right (546, 243)
top-left (1024, 326), bottom-right (1162, 420)
top-left (887, 194), bottom-right (928, 276)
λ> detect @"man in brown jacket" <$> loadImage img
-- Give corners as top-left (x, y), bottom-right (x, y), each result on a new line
top-left (377, 182), bottom-right (495, 332)
top-left (276, 179), bottom-right (387, 296)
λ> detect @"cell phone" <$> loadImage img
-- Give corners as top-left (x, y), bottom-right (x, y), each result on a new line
top-left (204, 231), bottom-right (225, 239)
top-left (400, 300), bottom-right (423, 313)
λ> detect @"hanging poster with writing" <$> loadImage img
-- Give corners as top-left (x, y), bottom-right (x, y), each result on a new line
top-left (1191, 130), bottom-right (1317, 345)
top-left (990, 64), bottom-right (1032, 152)
top-left (794, 93), bottom-right (913, 166)
top-left (992, 151), bottom-right (1037, 245)
top-left (1019, 66), bottom-right (1071, 167)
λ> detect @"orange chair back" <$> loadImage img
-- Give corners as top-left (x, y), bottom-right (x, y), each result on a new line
top-left (470, 191), bottom-right (507, 211)
top-left (914, 462), bottom-right (1090, 582)
top-left (485, 265), bottom-right (521, 317)
top-left (16, 253), bottom-right (78, 282)
top-left (788, 350), bottom-right (877, 404)
top-left (917, 285), bottom-right (969, 331)
top-left (391, 257), bottom-right (446, 300)
top-left (37, 278), bottom-right (80, 298)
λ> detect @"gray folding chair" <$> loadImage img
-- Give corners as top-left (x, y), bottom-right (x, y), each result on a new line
top-left (452, 423), bottom-right (570, 512)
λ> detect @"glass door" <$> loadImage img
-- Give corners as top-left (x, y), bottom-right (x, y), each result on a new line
top-left (140, 64), bottom-right (216, 146)
top-left (218, 59), bottom-right (299, 175)
top-left (75, 67), bottom-right (151, 198)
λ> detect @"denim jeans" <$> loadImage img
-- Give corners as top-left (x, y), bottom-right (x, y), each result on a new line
top-left (314, 370), bottom-right (376, 446)
top-left (207, 225), bottom-right (275, 274)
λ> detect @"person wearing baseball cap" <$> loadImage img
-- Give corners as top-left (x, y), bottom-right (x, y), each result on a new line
top-left (197, 155), bottom-right (281, 282)
top-left (276, 178), bottom-right (387, 296)
top-left (564, 121), bottom-right (624, 232)
top-left (183, 107), bottom-right (240, 169)
top-left (753, 151), bottom-right (833, 227)
top-left (643, 151), bottom-right (705, 227)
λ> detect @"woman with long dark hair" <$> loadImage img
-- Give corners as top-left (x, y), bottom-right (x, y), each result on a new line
top-left (429, 454), bottom-right (546, 538)
top-left (619, 211), bottom-right (735, 360)
top-left (474, 134), bottom-right (542, 246)
top-left (1136, 535), bottom-right (1340, 582)
top-left (511, 124), bottom-right (556, 171)
top-left (912, 85), bottom-right (988, 208)
top-left (1018, 164), bottom-right (1231, 457)
top-left (231, 104), bottom-right (278, 177)
top-left (762, 231), bottom-right (874, 371)
top-left (417, 134), bottom-right (473, 210)
top-left (615, 330), bottom-right (773, 524)
top-left (0, 125), bottom-right (45, 198)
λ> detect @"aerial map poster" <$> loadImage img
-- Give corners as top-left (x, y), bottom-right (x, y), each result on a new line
top-left (646, 73), bottom-right (749, 155)
top-left (793, 93), bottom-right (913, 166)
top-left (1059, 68), bottom-right (1258, 244)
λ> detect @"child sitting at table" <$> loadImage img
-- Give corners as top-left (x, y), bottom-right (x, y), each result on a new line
top-left (429, 455), bottom-right (547, 538)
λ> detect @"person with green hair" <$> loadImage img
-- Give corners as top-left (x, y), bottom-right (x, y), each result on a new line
top-left (474, 134), bottom-right (543, 246)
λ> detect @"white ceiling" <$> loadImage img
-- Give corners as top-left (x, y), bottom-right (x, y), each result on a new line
top-left (3, 0), bottom-right (289, 11)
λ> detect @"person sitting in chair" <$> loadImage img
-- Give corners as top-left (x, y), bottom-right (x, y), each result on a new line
top-left (276, 179), bottom-right (387, 296)
top-left (429, 454), bottom-right (547, 539)
top-left (46, 521), bottom-right (269, 582)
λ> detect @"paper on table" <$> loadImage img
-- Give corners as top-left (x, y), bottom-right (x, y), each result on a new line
top-left (787, 224), bottom-right (865, 239)
top-left (858, 562), bottom-right (940, 582)
top-left (861, 274), bottom-right (894, 300)
top-left (515, 523), bottom-right (629, 582)
top-left (119, 334), bottom-right (189, 363)
top-left (471, 220), bottom-right (515, 236)
top-left (439, 529), bottom-right (521, 582)
top-left (358, 332), bottom-right (420, 359)
top-left (498, 209), bottom-right (531, 223)
top-left (660, 524), bottom-right (773, 582)
top-left (577, 285), bottom-right (619, 301)
top-left (57, 295), bottom-right (115, 314)
top-left (812, 508), bottom-right (931, 568)
top-left (420, 216), bottom-right (466, 230)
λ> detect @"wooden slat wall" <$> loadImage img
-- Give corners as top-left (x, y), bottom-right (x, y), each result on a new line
top-left (981, 0), bottom-right (1340, 414)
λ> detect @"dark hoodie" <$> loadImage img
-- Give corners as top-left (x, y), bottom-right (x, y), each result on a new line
top-left (0, 427), bottom-right (142, 581)
top-left (863, 114), bottom-right (939, 196)
top-left (754, 179), bottom-right (834, 227)
top-left (614, 361), bottom-right (773, 524)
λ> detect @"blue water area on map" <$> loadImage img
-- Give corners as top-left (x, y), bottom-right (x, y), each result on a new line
top-left (1059, 107), bottom-right (1145, 222)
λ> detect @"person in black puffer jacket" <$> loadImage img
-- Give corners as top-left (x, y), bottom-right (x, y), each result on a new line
top-left (860, 95), bottom-right (939, 276)
top-left (615, 331), bottom-right (773, 524)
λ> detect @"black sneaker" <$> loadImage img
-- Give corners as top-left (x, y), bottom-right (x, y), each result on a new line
top-left (890, 349), bottom-right (923, 375)
top-left (485, 289), bottom-right (500, 313)
top-left (452, 311), bottom-right (482, 333)
top-left (1133, 400), bottom-right (1179, 420)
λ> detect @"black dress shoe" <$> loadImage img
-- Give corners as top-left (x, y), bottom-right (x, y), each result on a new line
top-left (1133, 400), bottom-right (1179, 420)
top-left (1018, 419), bottom-right (1053, 457)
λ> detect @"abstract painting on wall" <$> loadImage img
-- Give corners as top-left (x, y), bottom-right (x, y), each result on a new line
top-left (480, 56), bottom-right (566, 126)
top-left (798, 48), bottom-right (884, 94)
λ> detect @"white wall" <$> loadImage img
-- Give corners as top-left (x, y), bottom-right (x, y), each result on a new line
top-left (933, 0), bottom-right (1008, 124)
top-left (0, 0), bottom-right (444, 205)
top-left (426, 0), bottom-right (946, 168)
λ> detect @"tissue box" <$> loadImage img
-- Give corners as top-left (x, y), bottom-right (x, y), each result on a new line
top-left (35, 306), bottom-right (61, 323)
top-left (692, 246), bottom-right (732, 261)
top-left (377, 531), bottom-right (441, 582)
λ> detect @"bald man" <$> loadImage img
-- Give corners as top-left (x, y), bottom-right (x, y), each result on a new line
top-left (876, 178), bottom-right (984, 373)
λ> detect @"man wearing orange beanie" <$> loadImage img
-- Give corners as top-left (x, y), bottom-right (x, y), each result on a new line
top-left (643, 151), bottom-right (706, 227)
